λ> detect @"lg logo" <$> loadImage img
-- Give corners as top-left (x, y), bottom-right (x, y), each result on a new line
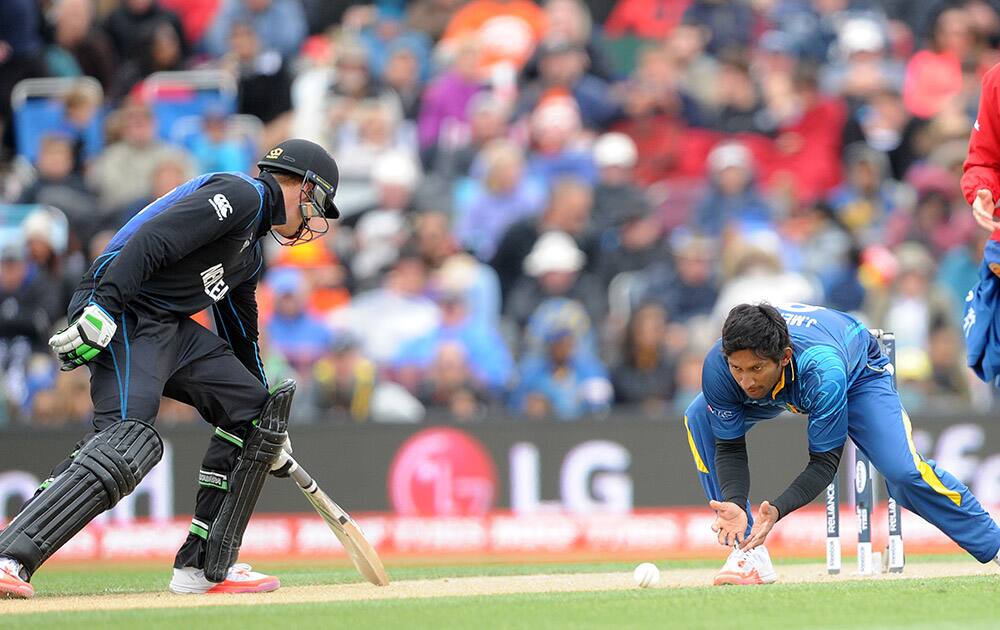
top-left (510, 440), bottom-right (632, 514)
top-left (387, 429), bottom-right (634, 516)
top-left (388, 428), bottom-right (497, 516)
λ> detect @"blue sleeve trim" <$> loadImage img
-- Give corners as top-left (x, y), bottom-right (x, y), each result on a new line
top-left (109, 341), bottom-right (125, 420)
top-left (212, 304), bottom-right (233, 347)
top-left (808, 437), bottom-right (848, 453)
top-left (104, 173), bottom-right (212, 252)
top-left (121, 314), bottom-right (130, 419)
top-left (212, 303), bottom-right (232, 346)
top-left (92, 250), bottom-right (120, 278)
top-left (250, 252), bottom-right (263, 280)
top-left (88, 302), bottom-right (115, 322)
top-left (225, 294), bottom-right (268, 389)
top-left (88, 250), bottom-right (121, 304)
top-left (230, 171), bottom-right (266, 231)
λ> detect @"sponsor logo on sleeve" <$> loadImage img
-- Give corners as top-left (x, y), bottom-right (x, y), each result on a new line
top-left (200, 263), bottom-right (230, 301)
top-left (209, 194), bottom-right (233, 221)
top-left (706, 404), bottom-right (735, 420)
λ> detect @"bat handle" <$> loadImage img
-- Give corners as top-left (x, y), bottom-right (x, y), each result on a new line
top-left (285, 455), bottom-right (321, 494)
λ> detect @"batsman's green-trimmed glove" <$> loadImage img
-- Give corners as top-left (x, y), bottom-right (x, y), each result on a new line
top-left (48, 303), bottom-right (117, 371)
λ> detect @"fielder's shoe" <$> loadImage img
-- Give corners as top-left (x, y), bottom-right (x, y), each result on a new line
top-left (169, 563), bottom-right (280, 594)
top-left (0, 556), bottom-right (33, 599)
top-left (714, 545), bottom-right (777, 586)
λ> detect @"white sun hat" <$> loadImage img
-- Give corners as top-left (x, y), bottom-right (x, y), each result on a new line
top-left (593, 132), bottom-right (638, 169)
top-left (523, 230), bottom-right (585, 277)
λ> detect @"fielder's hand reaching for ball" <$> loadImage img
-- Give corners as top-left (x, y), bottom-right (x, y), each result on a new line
top-left (709, 500), bottom-right (748, 546)
top-left (972, 189), bottom-right (1000, 232)
top-left (742, 501), bottom-right (780, 550)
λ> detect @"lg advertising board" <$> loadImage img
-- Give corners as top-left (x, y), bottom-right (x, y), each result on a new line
top-left (4, 414), bottom-right (1000, 521)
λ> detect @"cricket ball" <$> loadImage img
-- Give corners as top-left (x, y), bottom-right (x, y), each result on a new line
top-left (633, 562), bottom-right (660, 588)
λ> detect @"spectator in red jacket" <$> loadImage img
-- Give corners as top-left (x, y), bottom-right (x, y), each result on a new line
top-left (962, 63), bottom-right (1000, 236)
top-left (903, 6), bottom-right (971, 119)
top-left (604, 0), bottom-right (690, 39)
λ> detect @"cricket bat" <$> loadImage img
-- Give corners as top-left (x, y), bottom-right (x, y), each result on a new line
top-left (284, 455), bottom-right (389, 586)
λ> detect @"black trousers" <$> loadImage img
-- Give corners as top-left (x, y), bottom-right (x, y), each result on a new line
top-left (38, 293), bottom-right (269, 570)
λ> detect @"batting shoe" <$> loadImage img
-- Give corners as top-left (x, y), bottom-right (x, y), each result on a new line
top-left (0, 556), bottom-right (33, 599)
top-left (713, 546), bottom-right (777, 586)
top-left (169, 563), bottom-right (280, 594)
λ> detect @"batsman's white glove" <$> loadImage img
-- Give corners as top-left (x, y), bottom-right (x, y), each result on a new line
top-left (49, 303), bottom-right (117, 371)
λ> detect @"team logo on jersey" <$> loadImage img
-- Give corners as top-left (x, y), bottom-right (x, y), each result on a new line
top-left (707, 404), bottom-right (734, 419)
top-left (201, 263), bottom-right (230, 301)
top-left (266, 147), bottom-right (284, 159)
top-left (964, 306), bottom-right (976, 337)
top-left (209, 194), bottom-right (233, 221)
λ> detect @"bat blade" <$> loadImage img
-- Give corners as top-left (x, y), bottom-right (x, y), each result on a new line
top-left (290, 461), bottom-right (389, 586)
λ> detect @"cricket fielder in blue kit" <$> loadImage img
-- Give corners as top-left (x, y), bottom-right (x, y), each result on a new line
top-left (685, 303), bottom-right (1000, 585)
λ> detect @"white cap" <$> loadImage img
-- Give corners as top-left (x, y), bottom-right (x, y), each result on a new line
top-left (840, 18), bottom-right (885, 56)
top-left (355, 210), bottom-right (405, 244)
top-left (23, 207), bottom-right (69, 255)
top-left (708, 141), bottom-right (752, 173)
top-left (523, 230), bottom-right (585, 276)
top-left (372, 150), bottom-right (420, 189)
top-left (531, 96), bottom-right (581, 133)
top-left (593, 132), bottom-right (637, 169)
top-left (436, 253), bottom-right (479, 292)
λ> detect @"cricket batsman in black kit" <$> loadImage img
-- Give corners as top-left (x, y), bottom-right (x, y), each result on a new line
top-left (0, 139), bottom-right (340, 598)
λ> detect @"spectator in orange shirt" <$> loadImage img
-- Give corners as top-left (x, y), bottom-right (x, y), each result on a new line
top-left (438, 0), bottom-right (548, 78)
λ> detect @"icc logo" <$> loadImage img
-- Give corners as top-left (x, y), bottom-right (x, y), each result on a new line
top-left (266, 147), bottom-right (284, 159)
top-left (388, 427), bottom-right (497, 516)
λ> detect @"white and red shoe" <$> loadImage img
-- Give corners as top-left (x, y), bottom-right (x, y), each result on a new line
top-left (714, 545), bottom-right (777, 586)
top-left (169, 563), bottom-right (279, 594)
top-left (0, 557), bottom-right (33, 599)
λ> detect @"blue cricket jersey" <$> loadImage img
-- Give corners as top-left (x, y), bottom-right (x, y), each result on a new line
top-left (964, 239), bottom-right (1000, 386)
top-left (702, 304), bottom-right (888, 452)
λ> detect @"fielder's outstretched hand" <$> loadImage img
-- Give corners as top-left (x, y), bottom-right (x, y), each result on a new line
top-left (743, 501), bottom-right (780, 550)
top-left (972, 189), bottom-right (1000, 232)
top-left (709, 500), bottom-right (749, 547)
top-left (49, 303), bottom-right (117, 371)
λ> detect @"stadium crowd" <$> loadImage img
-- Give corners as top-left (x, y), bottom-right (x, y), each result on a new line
top-left (0, 0), bottom-right (997, 426)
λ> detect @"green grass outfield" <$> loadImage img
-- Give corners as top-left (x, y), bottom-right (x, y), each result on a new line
top-left (4, 556), bottom-right (998, 630)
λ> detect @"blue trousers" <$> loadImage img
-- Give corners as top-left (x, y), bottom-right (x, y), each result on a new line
top-left (683, 370), bottom-right (1000, 562)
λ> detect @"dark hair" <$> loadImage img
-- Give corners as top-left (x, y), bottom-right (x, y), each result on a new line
top-left (721, 303), bottom-right (790, 363)
top-left (271, 171), bottom-right (302, 186)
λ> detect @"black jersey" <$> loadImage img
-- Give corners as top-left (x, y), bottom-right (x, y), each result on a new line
top-left (73, 170), bottom-right (286, 385)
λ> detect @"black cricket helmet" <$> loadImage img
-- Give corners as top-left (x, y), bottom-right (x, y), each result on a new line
top-left (257, 138), bottom-right (340, 245)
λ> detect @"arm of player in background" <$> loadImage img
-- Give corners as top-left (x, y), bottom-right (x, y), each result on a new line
top-left (212, 268), bottom-right (268, 388)
top-left (91, 175), bottom-right (262, 317)
top-left (962, 64), bottom-right (1000, 212)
